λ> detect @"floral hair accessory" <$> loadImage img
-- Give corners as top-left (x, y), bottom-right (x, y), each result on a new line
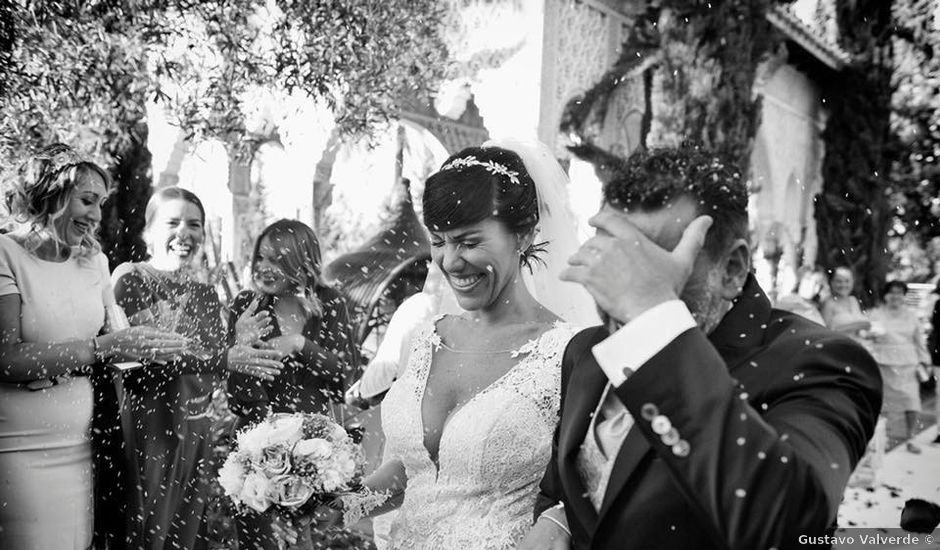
top-left (440, 155), bottom-right (521, 185)
top-left (47, 150), bottom-right (87, 173)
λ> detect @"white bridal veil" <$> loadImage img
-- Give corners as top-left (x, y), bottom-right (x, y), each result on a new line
top-left (483, 137), bottom-right (599, 326)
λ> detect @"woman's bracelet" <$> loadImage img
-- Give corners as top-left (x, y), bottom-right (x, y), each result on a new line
top-left (541, 514), bottom-right (571, 537)
top-left (538, 503), bottom-right (570, 537)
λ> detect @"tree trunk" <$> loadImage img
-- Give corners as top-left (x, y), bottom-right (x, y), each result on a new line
top-left (313, 130), bottom-right (341, 233)
top-left (100, 120), bottom-right (152, 269)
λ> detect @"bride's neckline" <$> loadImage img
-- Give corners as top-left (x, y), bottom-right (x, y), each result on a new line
top-left (418, 319), bottom-right (565, 476)
top-left (431, 314), bottom-right (560, 355)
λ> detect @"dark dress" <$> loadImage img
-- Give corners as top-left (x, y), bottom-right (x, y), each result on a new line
top-left (226, 287), bottom-right (360, 548)
top-left (112, 262), bottom-right (226, 550)
top-left (226, 287), bottom-right (360, 422)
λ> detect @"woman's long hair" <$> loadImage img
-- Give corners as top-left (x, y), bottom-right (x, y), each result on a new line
top-left (3, 143), bottom-right (112, 260)
top-left (250, 219), bottom-right (325, 318)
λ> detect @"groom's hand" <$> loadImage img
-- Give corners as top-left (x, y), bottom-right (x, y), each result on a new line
top-left (561, 211), bottom-right (712, 324)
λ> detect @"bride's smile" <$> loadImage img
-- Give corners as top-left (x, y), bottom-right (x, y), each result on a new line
top-left (431, 218), bottom-right (529, 313)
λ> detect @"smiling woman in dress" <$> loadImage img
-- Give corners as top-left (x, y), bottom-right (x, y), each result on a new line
top-left (111, 186), bottom-right (229, 549)
top-left (226, 219), bottom-right (360, 549)
top-left (0, 144), bottom-right (187, 549)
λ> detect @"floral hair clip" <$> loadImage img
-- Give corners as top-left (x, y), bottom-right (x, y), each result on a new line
top-left (47, 150), bottom-right (87, 173)
top-left (441, 156), bottom-right (521, 185)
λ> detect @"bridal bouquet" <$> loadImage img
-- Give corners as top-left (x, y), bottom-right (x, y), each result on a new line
top-left (218, 412), bottom-right (364, 517)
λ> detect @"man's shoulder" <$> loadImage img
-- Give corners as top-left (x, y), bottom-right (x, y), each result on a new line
top-left (569, 325), bottom-right (608, 350)
top-left (561, 325), bottom-right (608, 367)
top-left (767, 306), bottom-right (852, 344)
top-left (763, 307), bottom-right (877, 373)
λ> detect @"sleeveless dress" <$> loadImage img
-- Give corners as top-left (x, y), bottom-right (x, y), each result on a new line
top-left (0, 235), bottom-right (111, 549)
top-left (380, 316), bottom-right (577, 550)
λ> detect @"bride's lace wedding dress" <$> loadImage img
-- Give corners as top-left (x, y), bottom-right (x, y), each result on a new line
top-left (380, 316), bottom-right (578, 550)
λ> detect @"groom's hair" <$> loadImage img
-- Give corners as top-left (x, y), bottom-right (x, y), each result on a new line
top-left (603, 146), bottom-right (749, 260)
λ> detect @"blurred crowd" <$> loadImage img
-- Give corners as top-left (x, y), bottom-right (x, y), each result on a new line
top-left (776, 265), bottom-right (940, 453)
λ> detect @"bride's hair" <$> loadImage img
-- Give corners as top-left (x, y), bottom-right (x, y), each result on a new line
top-left (423, 145), bottom-right (546, 270)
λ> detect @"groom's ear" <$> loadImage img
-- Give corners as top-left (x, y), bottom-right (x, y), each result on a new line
top-left (717, 238), bottom-right (750, 300)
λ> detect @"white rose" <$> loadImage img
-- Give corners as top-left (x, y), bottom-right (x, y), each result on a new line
top-left (267, 414), bottom-right (305, 446)
top-left (293, 438), bottom-right (332, 461)
top-left (270, 475), bottom-right (315, 508)
top-left (240, 471), bottom-right (274, 513)
top-left (257, 445), bottom-right (292, 476)
top-left (218, 454), bottom-right (248, 499)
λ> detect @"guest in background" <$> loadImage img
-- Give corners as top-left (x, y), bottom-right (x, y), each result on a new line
top-left (111, 187), bottom-right (228, 549)
top-left (773, 266), bottom-right (826, 326)
top-left (0, 144), bottom-right (186, 550)
top-left (227, 219), bottom-right (360, 549)
top-left (820, 265), bottom-right (871, 339)
top-left (867, 280), bottom-right (931, 453)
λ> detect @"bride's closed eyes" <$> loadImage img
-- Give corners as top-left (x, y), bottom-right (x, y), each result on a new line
top-left (430, 232), bottom-right (483, 250)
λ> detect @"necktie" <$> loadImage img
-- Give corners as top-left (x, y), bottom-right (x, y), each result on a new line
top-left (593, 384), bottom-right (633, 459)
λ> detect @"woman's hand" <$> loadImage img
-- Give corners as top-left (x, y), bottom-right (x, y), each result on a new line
top-left (261, 334), bottom-right (306, 357)
top-left (97, 326), bottom-right (189, 363)
top-left (516, 518), bottom-right (571, 550)
top-left (270, 507), bottom-right (339, 549)
top-left (517, 505), bottom-right (571, 550)
top-left (226, 344), bottom-right (285, 381)
top-left (235, 297), bottom-right (272, 346)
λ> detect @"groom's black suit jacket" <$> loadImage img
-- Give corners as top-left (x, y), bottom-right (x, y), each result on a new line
top-left (534, 275), bottom-right (882, 550)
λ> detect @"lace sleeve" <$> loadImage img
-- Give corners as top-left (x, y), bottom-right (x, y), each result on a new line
top-left (337, 488), bottom-right (391, 526)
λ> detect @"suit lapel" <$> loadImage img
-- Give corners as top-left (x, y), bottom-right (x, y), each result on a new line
top-left (597, 424), bottom-right (651, 520)
top-left (559, 336), bottom-right (609, 532)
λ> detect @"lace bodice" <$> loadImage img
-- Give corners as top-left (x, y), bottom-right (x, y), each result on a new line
top-left (381, 316), bottom-right (578, 550)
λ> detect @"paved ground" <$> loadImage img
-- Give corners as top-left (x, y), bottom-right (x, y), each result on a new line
top-left (836, 389), bottom-right (939, 549)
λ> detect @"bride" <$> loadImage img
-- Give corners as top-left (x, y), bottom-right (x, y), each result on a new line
top-left (340, 140), bottom-right (596, 549)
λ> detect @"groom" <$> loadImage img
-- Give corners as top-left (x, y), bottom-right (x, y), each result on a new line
top-left (519, 146), bottom-right (882, 550)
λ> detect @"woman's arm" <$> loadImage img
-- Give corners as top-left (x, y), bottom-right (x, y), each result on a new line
top-left (113, 268), bottom-right (227, 377)
top-left (820, 299), bottom-right (837, 328)
top-left (912, 311), bottom-right (932, 364)
top-left (0, 294), bottom-right (187, 382)
top-left (226, 290), bottom-right (279, 419)
top-left (339, 458), bottom-right (407, 523)
top-left (0, 294), bottom-right (98, 381)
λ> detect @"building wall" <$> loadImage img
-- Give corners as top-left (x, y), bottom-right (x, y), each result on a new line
top-left (750, 63), bottom-right (826, 300)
